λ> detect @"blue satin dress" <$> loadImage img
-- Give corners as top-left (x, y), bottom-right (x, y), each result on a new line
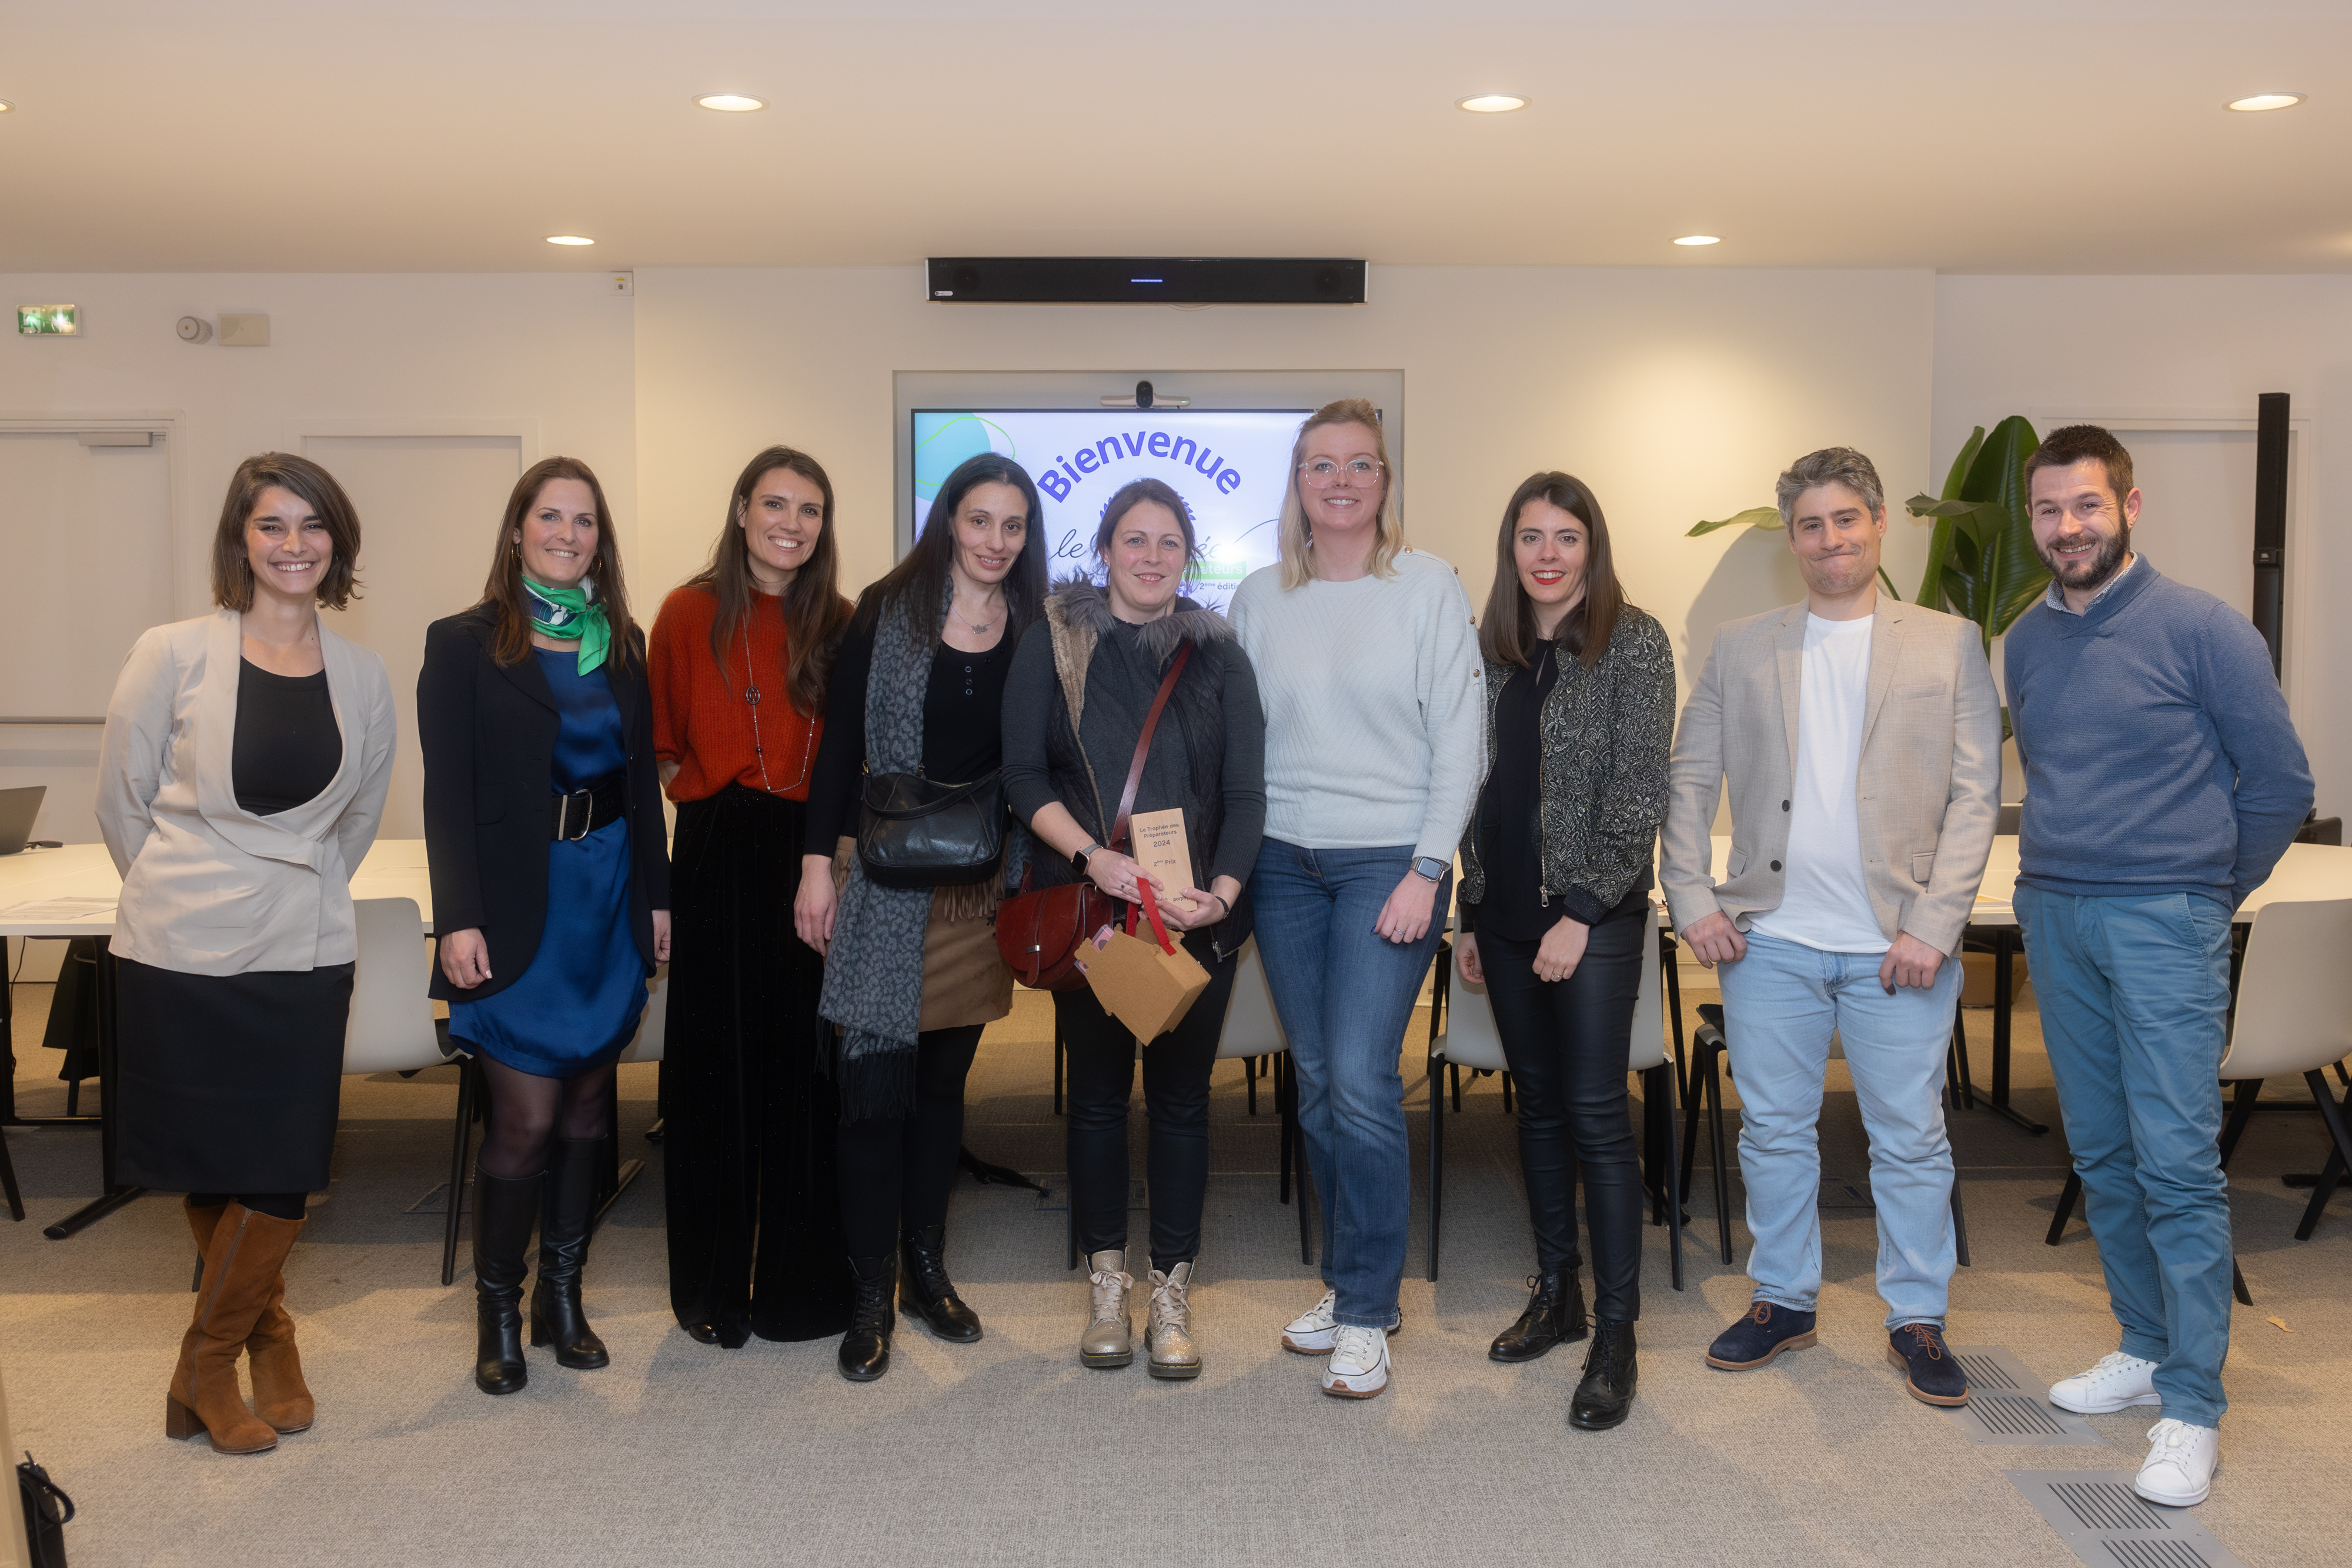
top-left (450, 649), bottom-right (649, 1078)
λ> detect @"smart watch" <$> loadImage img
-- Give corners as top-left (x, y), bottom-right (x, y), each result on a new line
top-left (1073, 842), bottom-right (1102, 877)
top-left (1411, 855), bottom-right (1448, 882)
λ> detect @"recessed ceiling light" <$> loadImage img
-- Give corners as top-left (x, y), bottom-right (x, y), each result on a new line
top-left (2226, 92), bottom-right (2304, 112)
top-left (1456, 94), bottom-right (1528, 113)
top-left (0, 100), bottom-right (14, 113)
top-left (545, 235), bottom-right (596, 246)
top-left (1673, 235), bottom-right (1722, 246)
top-left (695, 93), bottom-right (766, 112)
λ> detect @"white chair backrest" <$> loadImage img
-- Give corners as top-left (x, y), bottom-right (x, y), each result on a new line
top-left (2219, 897), bottom-right (2352, 1080)
top-left (342, 898), bottom-right (446, 1075)
top-left (1439, 901), bottom-right (1666, 1075)
top-left (616, 964), bottom-right (671, 1065)
top-left (1214, 938), bottom-right (1290, 1061)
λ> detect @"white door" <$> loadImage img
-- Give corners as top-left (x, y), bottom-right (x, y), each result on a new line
top-left (0, 427), bottom-right (175, 844)
top-left (302, 434), bottom-right (524, 841)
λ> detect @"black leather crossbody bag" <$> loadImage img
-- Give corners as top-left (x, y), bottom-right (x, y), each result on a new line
top-left (856, 768), bottom-right (1007, 889)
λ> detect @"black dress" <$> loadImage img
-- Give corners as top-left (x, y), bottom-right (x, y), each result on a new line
top-left (114, 661), bottom-right (356, 1194)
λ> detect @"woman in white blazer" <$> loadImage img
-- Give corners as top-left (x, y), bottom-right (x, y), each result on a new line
top-left (96, 452), bottom-right (396, 1457)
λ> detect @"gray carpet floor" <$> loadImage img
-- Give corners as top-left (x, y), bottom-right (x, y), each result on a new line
top-left (4, 977), bottom-right (2347, 1568)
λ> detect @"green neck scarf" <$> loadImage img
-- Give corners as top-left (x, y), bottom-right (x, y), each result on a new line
top-left (522, 576), bottom-right (610, 674)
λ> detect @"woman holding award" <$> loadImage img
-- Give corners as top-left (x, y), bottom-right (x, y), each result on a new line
top-left (1001, 477), bottom-right (1265, 1379)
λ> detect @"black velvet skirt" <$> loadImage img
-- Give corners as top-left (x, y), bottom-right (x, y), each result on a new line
top-left (660, 785), bottom-right (852, 1342)
top-left (112, 955), bottom-right (355, 1193)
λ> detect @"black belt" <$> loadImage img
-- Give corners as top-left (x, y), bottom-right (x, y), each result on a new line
top-left (550, 773), bottom-right (627, 841)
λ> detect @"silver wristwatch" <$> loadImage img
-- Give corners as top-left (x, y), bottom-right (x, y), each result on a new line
top-left (1411, 855), bottom-right (1448, 882)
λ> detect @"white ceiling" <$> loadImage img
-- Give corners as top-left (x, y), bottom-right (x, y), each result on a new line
top-left (4, 0), bottom-right (2346, 274)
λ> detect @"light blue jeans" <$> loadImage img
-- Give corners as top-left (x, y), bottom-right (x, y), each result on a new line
top-left (1717, 930), bottom-right (1962, 1328)
top-left (2013, 885), bottom-right (2234, 1428)
top-left (1250, 840), bottom-right (1448, 1329)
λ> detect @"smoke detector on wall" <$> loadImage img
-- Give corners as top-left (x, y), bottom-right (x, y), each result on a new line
top-left (176, 316), bottom-right (213, 343)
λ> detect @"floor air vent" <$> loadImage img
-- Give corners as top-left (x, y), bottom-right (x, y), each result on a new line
top-left (2007, 1472), bottom-right (2247, 1568)
top-left (1944, 1347), bottom-right (2104, 1446)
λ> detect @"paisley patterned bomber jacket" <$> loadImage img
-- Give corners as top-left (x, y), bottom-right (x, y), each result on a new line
top-left (1458, 604), bottom-right (1678, 928)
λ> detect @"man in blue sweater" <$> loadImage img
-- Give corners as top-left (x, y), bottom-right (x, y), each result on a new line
top-left (2005, 424), bottom-right (2313, 1508)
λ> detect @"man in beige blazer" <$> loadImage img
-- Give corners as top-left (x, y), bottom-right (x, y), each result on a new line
top-left (1662, 446), bottom-right (2000, 1409)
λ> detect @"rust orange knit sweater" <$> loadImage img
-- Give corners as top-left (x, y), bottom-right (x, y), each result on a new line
top-left (650, 585), bottom-right (831, 803)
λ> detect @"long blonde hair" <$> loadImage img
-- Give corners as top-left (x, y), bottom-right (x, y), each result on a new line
top-left (1275, 398), bottom-right (1405, 590)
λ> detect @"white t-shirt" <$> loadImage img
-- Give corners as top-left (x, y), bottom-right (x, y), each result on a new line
top-left (1749, 612), bottom-right (1887, 954)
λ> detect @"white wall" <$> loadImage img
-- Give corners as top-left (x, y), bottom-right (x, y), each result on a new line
top-left (1933, 275), bottom-right (2352, 818)
top-left (0, 273), bottom-right (636, 841)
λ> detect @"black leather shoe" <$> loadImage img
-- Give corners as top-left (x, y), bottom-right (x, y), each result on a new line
top-left (1570, 1318), bottom-right (1639, 1430)
top-left (529, 1139), bottom-right (610, 1370)
top-left (1705, 1301), bottom-right (1817, 1370)
top-left (683, 1315), bottom-right (751, 1349)
top-left (899, 1223), bottom-right (983, 1343)
top-left (1887, 1323), bottom-right (1970, 1407)
top-left (472, 1168), bottom-right (543, 1396)
top-left (1489, 1268), bottom-right (1588, 1363)
top-left (838, 1254), bottom-right (896, 1382)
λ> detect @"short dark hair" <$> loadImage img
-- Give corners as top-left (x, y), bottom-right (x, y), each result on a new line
top-left (1478, 472), bottom-right (1628, 670)
top-left (1094, 477), bottom-right (1200, 563)
top-left (2025, 424), bottom-right (2136, 506)
top-left (210, 452), bottom-right (363, 611)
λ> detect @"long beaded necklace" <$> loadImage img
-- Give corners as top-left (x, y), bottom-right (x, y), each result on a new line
top-left (743, 604), bottom-right (815, 795)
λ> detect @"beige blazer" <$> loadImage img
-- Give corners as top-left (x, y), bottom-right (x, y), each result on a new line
top-left (96, 609), bottom-right (397, 976)
top-left (1659, 596), bottom-right (2000, 957)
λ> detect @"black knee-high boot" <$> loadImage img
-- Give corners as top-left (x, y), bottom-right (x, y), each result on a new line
top-left (530, 1139), bottom-right (610, 1370)
top-left (473, 1169), bottom-right (543, 1396)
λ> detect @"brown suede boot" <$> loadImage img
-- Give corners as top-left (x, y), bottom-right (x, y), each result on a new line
top-left (167, 1203), bottom-right (302, 1455)
top-left (183, 1199), bottom-right (313, 1433)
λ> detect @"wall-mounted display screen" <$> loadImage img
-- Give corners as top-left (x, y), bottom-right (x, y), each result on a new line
top-left (910, 407), bottom-right (1313, 613)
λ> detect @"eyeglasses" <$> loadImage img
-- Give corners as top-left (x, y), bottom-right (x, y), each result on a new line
top-left (1297, 457), bottom-right (1385, 490)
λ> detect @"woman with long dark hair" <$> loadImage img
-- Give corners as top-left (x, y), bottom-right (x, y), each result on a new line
top-left (419, 455), bottom-right (670, 1396)
top-left (652, 445), bottom-right (855, 1347)
top-left (794, 452), bottom-right (1046, 1382)
top-left (1455, 471), bottom-right (1674, 1430)
top-left (1002, 479), bottom-right (1265, 1379)
top-left (99, 453), bottom-right (396, 1455)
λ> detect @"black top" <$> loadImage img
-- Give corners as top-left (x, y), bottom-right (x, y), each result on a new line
top-left (232, 659), bottom-right (342, 816)
top-left (417, 606), bottom-right (670, 1005)
top-left (806, 615), bottom-right (1016, 853)
top-left (1468, 643), bottom-right (1649, 940)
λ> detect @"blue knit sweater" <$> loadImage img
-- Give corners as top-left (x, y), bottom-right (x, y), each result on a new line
top-left (2004, 556), bottom-right (2312, 908)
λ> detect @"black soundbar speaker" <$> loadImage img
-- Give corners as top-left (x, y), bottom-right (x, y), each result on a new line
top-left (2252, 391), bottom-right (2288, 677)
top-left (927, 258), bottom-right (1366, 305)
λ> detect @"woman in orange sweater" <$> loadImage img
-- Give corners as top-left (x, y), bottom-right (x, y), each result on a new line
top-left (650, 444), bottom-right (854, 1346)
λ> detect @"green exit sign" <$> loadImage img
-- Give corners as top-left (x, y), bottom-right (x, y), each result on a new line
top-left (18, 304), bottom-right (78, 336)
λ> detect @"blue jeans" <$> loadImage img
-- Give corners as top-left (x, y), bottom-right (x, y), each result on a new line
top-left (1716, 930), bottom-right (1962, 1328)
top-left (2013, 885), bottom-right (2234, 1428)
top-left (1251, 840), bottom-right (1447, 1328)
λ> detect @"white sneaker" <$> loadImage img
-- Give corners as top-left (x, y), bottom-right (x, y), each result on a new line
top-left (2136, 1419), bottom-right (2220, 1507)
top-left (1279, 1289), bottom-right (1402, 1355)
top-left (2048, 1351), bottom-right (2163, 1415)
top-left (1321, 1324), bottom-right (1391, 1399)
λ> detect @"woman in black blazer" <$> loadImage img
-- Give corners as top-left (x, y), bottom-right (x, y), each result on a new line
top-left (419, 455), bottom-right (670, 1398)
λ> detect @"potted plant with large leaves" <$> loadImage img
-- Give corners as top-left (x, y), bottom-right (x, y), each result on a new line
top-left (1688, 415), bottom-right (2050, 656)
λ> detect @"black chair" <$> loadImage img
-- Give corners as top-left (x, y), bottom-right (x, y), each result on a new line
top-left (1, 1121), bottom-right (24, 1221)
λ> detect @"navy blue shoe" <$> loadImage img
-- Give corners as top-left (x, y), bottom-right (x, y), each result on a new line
top-left (1887, 1323), bottom-right (1969, 1406)
top-left (1704, 1302), bottom-right (1818, 1370)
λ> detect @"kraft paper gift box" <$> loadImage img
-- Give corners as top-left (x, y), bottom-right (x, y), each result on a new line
top-left (1075, 890), bottom-right (1211, 1043)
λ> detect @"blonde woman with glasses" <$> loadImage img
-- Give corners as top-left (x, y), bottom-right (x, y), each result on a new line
top-left (1228, 399), bottom-right (1484, 1399)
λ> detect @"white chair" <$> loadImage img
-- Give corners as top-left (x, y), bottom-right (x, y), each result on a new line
top-left (1214, 938), bottom-right (1311, 1265)
top-left (593, 964), bottom-right (670, 1225)
top-left (1425, 904), bottom-right (1685, 1288)
top-left (2049, 898), bottom-right (2352, 1276)
top-left (339, 898), bottom-right (472, 1283)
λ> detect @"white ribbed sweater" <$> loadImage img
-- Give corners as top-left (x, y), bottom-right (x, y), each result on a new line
top-left (1229, 550), bottom-right (1486, 863)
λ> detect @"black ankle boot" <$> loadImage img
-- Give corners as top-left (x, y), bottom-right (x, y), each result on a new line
top-left (529, 1139), bottom-right (610, 1370)
top-left (472, 1168), bottom-right (543, 1396)
top-left (1489, 1268), bottom-right (1588, 1363)
top-left (838, 1254), bottom-right (896, 1382)
top-left (1570, 1318), bottom-right (1639, 1430)
top-left (899, 1223), bottom-right (984, 1343)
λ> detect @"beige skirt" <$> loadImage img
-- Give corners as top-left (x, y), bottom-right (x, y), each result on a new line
top-left (833, 838), bottom-right (1011, 1032)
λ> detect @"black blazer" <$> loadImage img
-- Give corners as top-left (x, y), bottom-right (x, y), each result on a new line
top-left (418, 604), bottom-right (670, 1005)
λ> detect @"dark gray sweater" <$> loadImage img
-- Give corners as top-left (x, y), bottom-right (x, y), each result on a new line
top-left (1001, 583), bottom-right (1267, 901)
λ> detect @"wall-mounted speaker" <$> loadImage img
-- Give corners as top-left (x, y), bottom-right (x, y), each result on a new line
top-left (926, 258), bottom-right (1366, 305)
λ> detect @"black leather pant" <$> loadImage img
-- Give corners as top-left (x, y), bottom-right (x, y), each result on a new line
top-left (1477, 907), bottom-right (1648, 1320)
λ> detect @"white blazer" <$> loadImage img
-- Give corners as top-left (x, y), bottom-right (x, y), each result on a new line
top-left (96, 609), bottom-right (397, 976)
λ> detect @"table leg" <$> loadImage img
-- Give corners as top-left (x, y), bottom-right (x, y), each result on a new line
top-left (44, 938), bottom-right (143, 1238)
top-left (1986, 929), bottom-right (2047, 1135)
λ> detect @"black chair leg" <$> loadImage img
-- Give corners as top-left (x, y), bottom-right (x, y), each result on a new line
top-left (1427, 1050), bottom-right (1444, 1282)
top-left (1501, 1070), bottom-right (1514, 1115)
top-left (1277, 1053), bottom-right (1293, 1204)
top-left (1949, 1013), bottom-right (1978, 1111)
top-left (1949, 1176), bottom-right (1970, 1268)
top-left (2231, 1258), bottom-right (2253, 1306)
top-left (2217, 1078), bottom-right (2262, 1168)
top-left (2046, 1169), bottom-right (2083, 1246)
top-left (2293, 1066), bottom-right (2352, 1240)
top-left (1244, 1054), bottom-right (1258, 1116)
top-left (1053, 1018), bottom-right (1064, 1117)
top-left (0, 1126), bottom-right (22, 1223)
top-left (1450, 1062), bottom-right (1462, 1112)
top-left (1705, 1056), bottom-right (1732, 1265)
top-left (442, 1057), bottom-right (477, 1286)
top-left (1662, 932), bottom-right (1688, 1103)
